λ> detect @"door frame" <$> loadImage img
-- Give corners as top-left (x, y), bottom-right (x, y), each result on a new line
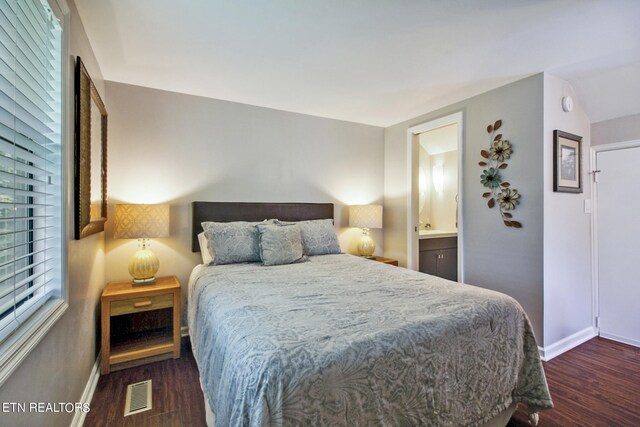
top-left (406, 111), bottom-right (464, 281)
top-left (591, 139), bottom-right (640, 343)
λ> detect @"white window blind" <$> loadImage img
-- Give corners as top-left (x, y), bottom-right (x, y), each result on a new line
top-left (0, 0), bottom-right (63, 345)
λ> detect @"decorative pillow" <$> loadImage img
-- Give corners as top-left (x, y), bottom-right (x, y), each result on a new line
top-left (197, 232), bottom-right (214, 265)
top-left (276, 218), bottom-right (342, 256)
top-left (201, 221), bottom-right (263, 265)
top-left (256, 223), bottom-right (306, 266)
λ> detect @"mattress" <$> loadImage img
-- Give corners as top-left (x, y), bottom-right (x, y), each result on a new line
top-left (188, 254), bottom-right (552, 426)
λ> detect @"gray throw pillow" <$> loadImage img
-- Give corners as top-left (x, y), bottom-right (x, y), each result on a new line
top-left (202, 221), bottom-right (263, 265)
top-left (256, 223), bottom-right (306, 266)
top-left (276, 219), bottom-right (342, 256)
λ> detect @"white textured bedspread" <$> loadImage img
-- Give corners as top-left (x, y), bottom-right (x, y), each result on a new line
top-left (188, 254), bottom-right (552, 426)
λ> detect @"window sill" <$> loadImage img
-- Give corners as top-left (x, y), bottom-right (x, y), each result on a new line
top-left (0, 300), bottom-right (68, 387)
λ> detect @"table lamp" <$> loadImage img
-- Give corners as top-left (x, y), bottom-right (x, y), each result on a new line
top-left (349, 204), bottom-right (382, 258)
top-left (114, 204), bottom-right (170, 285)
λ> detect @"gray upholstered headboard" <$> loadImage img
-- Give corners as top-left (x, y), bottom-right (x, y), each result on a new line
top-left (191, 201), bottom-right (334, 252)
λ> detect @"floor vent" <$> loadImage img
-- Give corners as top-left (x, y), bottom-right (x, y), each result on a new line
top-left (124, 379), bottom-right (152, 416)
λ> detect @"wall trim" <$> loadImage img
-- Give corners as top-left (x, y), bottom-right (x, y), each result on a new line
top-left (592, 138), bottom-right (640, 153)
top-left (0, 301), bottom-right (67, 387)
top-left (70, 353), bottom-right (100, 427)
top-left (599, 332), bottom-right (640, 349)
top-left (51, 0), bottom-right (70, 15)
top-left (538, 326), bottom-right (596, 361)
top-left (181, 326), bottom-right (189, 337)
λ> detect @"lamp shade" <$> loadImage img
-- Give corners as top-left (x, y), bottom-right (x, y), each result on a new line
top-left (114, 204), bottom-right (170, 239)
top-left (349, 205), bottom-right (383, 229)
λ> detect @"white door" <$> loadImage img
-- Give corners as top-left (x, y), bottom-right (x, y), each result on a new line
top-left (596, 145), bottom-right (640, 347)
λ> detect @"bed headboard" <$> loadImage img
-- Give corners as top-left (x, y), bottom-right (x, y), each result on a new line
top-left (192, 201), bottom-right (334, 252)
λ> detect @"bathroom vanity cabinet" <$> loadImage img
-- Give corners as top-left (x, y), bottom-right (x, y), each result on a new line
top-left (419, 236), bottom-right (457, 281)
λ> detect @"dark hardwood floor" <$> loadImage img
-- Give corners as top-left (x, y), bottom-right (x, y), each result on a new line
top-left (509, 337), bottom-right (640, 426)
top-left (85, 338), bottom-right (207, 427)
top-left (86, 337), bottom-right (639, 426)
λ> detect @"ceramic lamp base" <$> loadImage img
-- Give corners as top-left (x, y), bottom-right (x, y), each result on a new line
top-left (129, 240), bottom-right (159, 285)
top-left (357, 229), bottom-right (375, 257)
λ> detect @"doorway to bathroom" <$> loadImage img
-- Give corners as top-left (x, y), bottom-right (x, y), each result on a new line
top-left (406, 112), bottom-right (463, 281)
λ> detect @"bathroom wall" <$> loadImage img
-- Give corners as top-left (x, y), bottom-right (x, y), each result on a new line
top-left (418, 146), bottom-right (432, 227)
top-left (417, 124), bottom-right (458, 231)
top-left (428, 150), bottom-right (458, 231)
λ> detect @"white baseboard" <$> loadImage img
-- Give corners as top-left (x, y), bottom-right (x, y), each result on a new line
top-left (538, 326), bottom-right (596, 361)
top-left (70, 353), bottom-right (100, 427)
top-left (599, 332), bottom-right (640, 348)
top-left (181, 326), bottom-right (189, 337)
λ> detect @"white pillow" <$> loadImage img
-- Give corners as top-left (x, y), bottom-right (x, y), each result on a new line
top-left (197, 232), bottom-right (214, 265)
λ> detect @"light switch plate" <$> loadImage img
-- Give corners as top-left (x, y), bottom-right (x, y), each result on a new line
top-left (584, 199), bottom-right (591, 214)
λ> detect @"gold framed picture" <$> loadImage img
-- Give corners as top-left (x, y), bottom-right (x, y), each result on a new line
top-left (74, 57), bottom-right (108, 239)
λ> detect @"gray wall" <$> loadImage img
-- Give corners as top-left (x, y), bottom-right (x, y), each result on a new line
top-left (591, 113), bottom-right (640, 146)
top-left (384, 74), bottom-right (544, 341)
top-left (103, 82), bottom-right (385, 315)
top-left (0, 1), bottom-right (106, 426)
top-left (542, 74), bottom-right (592, 350)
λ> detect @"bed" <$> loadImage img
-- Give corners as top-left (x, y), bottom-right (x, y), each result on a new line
top-left (188, 202), bottom-right (552, 426)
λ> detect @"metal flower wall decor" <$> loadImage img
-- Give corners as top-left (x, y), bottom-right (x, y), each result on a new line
top-left (479, 120), bottom-right (522, 228)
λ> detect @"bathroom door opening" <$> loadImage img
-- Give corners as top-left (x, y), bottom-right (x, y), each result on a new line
top-left (406, 112), bottom-right (463, 281)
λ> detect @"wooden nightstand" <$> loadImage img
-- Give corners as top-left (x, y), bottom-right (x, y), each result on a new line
top-left (370, 256), bottom-right (399, 266)
top-left (101, 276), bottom-right (181, 374)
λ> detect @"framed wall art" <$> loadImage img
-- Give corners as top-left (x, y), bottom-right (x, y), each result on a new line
top-left (553, 130), bottom-right (582, 193)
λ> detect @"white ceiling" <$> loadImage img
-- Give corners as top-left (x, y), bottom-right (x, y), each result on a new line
top-left (75, 0), bottom-right (640, 127)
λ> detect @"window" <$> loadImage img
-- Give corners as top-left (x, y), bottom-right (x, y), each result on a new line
top-left (0, 0), bottom-right (65, 384)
